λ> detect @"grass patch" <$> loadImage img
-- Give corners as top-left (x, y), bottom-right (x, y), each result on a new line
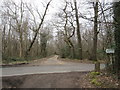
top-left (91, 78), bottom-right (101, 86)
top-left (2, 57), bottom-right (28, 65)
top-left (2, 55), bottom-right (51, 65)
top-left (89, 71), bottom-right (100, 78)
top-left (90, 72), bottom-right (100, 76)
top-left (89, 71), bottom-right (102, 86)
top-left (88, 71), bottom-right (119, 88)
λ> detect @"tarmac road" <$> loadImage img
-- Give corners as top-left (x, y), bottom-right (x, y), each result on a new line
top-left (1, 55), bottom-right (105, 77)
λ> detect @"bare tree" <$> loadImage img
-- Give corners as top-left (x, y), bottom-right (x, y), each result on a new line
top-left (74, 0), bottom-right (82, 60)
top-left (3, 0), bottom-right (26, 57)
top-left (63, 1), bottom-right (75, 58)
top-left (113, 2), bottom-right (120, 80)
top-left (92, 1), bottom-right (99, 61)
top-left (25, 0), bottom-right (52, 59)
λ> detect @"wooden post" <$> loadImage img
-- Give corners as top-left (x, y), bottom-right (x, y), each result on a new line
top-left (95, 61), bottom-right (100, 72)
top-left (106, 54), bottom-right (110, 71)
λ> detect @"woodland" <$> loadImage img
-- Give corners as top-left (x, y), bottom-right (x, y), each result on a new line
top-left (1, 0), bottom-right (120, 79)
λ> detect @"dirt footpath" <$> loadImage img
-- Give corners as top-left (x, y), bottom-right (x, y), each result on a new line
top-left (2, 72), bottom-right (88, 88)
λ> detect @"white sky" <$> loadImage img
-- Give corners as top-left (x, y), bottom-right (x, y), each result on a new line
top-left (0, 0), bottom-right (62, 19)
top-left (0, 0), bottom-right (116, 36)
top-left (0, 0), bottom-right (116, 21)
top-left (0, 0), bottom-right (116, 29)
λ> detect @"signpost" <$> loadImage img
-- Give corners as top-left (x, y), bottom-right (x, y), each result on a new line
top-left (106, 49), bottom-right (115, 54)
top-left (105, 49), bottom-right (115, 72)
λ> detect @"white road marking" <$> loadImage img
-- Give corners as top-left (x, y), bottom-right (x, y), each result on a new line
top-left (1, 70), bottom-right (91, 77)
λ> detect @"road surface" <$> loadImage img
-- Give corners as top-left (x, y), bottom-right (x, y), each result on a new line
top-left (1, 55), bottom-right (105, 77)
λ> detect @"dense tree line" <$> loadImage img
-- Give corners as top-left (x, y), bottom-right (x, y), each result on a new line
top-left (53, 0), bottom-right (114, 61)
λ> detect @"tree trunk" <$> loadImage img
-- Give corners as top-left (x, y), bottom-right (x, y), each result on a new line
top-left (19, 32), bottom-right (23, 58)
top-left (74, 0), bottom-right (82, 60)
top-left (92, 2), bottom-right (98, 61)
top-left (69, 40), bottom-right (75, 58)
top-left (113, 2), bottom-right (120, 80)
top-left (65, 38), bottom-right (75, 58)
top-left (95, 61), bottom-right (100, 72)
top-left (2, 25), bottom-right (6, 56)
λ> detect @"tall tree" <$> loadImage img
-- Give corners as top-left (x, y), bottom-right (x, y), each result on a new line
top-left (74, 0), bottom-right (82, 60)
top-left (113, 1), bottom-right (120, 79)
top-left (25, 0), bottom-right (52, 59)
top-left (40, 30), bottom-right (50, 57)
top-left (92, 1), bottom-right (98, 61)
top-left (63, 2), bottom-right (75, 58)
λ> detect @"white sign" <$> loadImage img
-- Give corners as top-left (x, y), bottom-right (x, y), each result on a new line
top-left (106, 49), bottom-right (115, 54)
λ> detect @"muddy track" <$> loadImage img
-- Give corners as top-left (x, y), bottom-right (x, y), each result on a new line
top-left (2, 72), bottom-right (88, 88)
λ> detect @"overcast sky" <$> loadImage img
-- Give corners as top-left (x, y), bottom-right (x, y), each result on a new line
top-left (0, 0), bottom-right (117, 37)
top-left (0, 0), bottom-right (116, 21)
top-left (0, 0), bottom-right (117, 29)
